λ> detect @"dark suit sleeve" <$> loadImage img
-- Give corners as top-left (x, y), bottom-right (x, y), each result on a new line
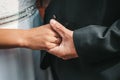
top-left (73, 19), bottom-right (120, 63)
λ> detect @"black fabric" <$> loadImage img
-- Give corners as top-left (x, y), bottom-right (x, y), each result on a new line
top-left (73, 20), bottom-right (120, 64)
top-left (40, 0), bottom-right (120, 80)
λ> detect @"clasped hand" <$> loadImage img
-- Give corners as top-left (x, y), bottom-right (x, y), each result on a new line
top-left (25, 19), bottom-right (78, 60)
top-left (48, 19), bottom-right (78, 60)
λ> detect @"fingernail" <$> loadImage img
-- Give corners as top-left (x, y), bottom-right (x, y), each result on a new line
top-left (50, 19), bottom-right (60, 29)
top-left (50, 19), bottom-right (56, 25)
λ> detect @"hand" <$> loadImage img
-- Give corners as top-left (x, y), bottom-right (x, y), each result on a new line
top-left (22, 24), bottom-right (61, 50)
top-left (48, 19), bottom-right (78, 60)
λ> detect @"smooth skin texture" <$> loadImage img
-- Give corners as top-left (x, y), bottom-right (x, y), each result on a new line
top-left (48, 19), bottom-right (78, 60)
top-left (0, 24), bottom-right (61, 50)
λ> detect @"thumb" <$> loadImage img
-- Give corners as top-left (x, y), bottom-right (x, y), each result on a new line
top-left (50, 19), bottom-right (67, 37)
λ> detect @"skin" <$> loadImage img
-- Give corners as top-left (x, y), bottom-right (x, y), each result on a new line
top-left (0, 24), bottom-right (61, 50)
top-left (48, 19), bottom-right (78, 60)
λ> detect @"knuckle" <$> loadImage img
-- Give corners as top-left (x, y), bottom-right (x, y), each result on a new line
top-left (54, 38), bottom-right (59, 43)
top-left (44, 42), bottom-right (51, 50)
top-left (45, 43), bottom-right (55, 50)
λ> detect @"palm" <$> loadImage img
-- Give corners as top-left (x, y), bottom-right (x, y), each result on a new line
top-left (48, 32), bottom-right (77, 59)
top-left (48, 39), bottom-right (68, 57)
top-left (48, 19), bottom-right (78, 60)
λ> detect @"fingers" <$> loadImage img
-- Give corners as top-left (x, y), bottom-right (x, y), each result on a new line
top-left (45, 43), bottom-right (59, 50)
top-left (52, 31), bottom-right (61, 38)
top-left (54, 37), bottom-right (62, 44)
top-left (42, 24), bottom-right (61, 38)
top-left (50, 37), bottom-right (61, 44)
top-left (45, 37), bottom-right (61, 50)
top-left (50, 19), bottom-right (67, 37)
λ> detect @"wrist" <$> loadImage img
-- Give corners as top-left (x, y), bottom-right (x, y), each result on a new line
top-left (17, 30), bottom-right (29, 48)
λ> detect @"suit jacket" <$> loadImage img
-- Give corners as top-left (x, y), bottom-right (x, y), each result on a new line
top-left (40, 0), bottom-right (120, 80)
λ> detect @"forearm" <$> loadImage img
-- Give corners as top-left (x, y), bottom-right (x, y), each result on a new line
top-left (0, 29), bottom-right (27, 49)
top-left (0, 24), bottom-right (61, 50)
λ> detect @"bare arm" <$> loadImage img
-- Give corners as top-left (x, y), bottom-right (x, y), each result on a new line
top-left (0, 24), bottom-right (60, 50)
top-left (0, 29), bottom-right (26, 49)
